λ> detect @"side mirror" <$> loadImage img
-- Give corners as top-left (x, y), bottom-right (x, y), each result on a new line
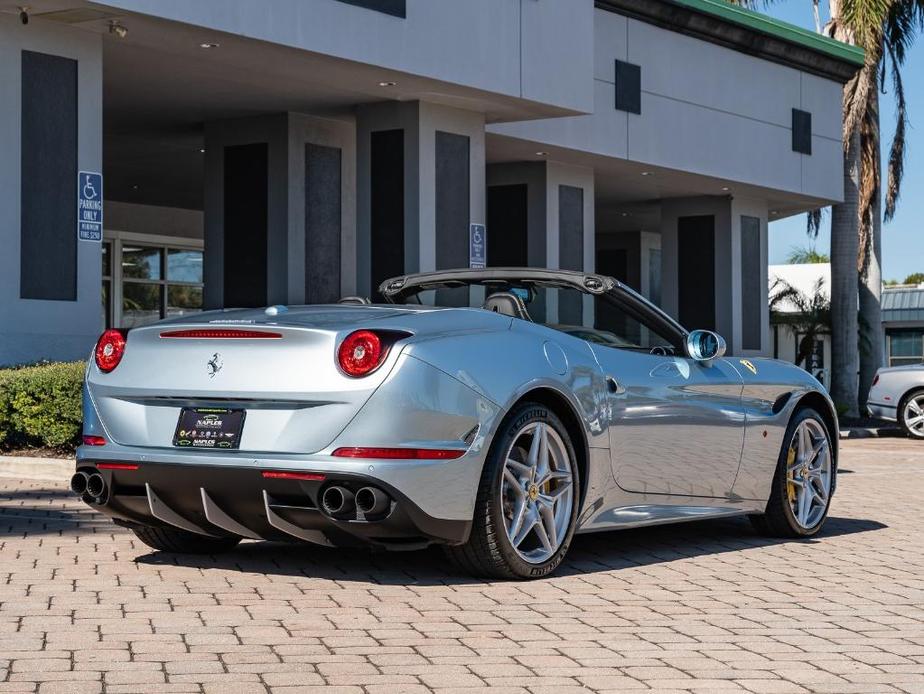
top-left (686, 330), bottom-right (726, 365)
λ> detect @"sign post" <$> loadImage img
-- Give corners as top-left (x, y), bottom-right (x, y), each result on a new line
top-left (469, 223), bottom-right (486, 269)
top-left (77, 171), bottom-right (103, 241)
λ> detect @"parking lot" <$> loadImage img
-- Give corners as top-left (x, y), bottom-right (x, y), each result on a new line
top-left (0, 438), bottom-right (922, 694)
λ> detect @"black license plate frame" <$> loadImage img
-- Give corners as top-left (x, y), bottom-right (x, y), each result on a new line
top-left (173, 407), bottom-right (245, 450)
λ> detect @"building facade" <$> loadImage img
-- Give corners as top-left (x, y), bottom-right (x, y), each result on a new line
top-left (0, 0), bottom-right (862, 366)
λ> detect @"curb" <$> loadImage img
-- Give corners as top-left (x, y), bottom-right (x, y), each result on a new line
top-left (0, 455), bottom-right (73, 481)
top-left (838, 427), bottom-right (901, 440)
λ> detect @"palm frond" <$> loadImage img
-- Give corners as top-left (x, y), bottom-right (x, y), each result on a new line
top-left (806, 208), bottom-right (824, 238)
top-left (884, 41), bottom-right (907, 220)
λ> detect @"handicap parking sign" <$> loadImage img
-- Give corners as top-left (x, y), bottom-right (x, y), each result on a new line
top-left (469, 223), bottom-right (486, 269)
top-left (77, 171), bottom-right (103, 241)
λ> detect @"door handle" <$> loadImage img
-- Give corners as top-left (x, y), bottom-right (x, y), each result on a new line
top-left (606, 376), bottom-right (625, 394)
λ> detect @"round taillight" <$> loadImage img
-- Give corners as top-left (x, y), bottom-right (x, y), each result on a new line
top-left (95, 329), bottom-right (127, 373)
top-left (338, 330), bottom-right (384, 377)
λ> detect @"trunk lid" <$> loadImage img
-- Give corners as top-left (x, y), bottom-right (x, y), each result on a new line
top-left (86, 305), bottom-right (417, 454)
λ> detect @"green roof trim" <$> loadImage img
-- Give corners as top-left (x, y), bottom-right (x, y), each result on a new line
top-left (670, 0), bottom-right (865, 66)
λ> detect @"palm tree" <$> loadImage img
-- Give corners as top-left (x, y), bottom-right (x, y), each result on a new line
top-left (786, 245), bottom-right (830, 264)
top-left (732, 0), bottom-right (922, 416)
top-left (770, 277), bottom-right (832, 371)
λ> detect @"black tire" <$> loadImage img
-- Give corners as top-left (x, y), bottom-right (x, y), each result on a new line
top-left (898, 389), bottom-right (924, 440)
top-left (444, 402), bottom-right (581, 580)
top-left (132, 525), bottom-right (241, 554)
top-left (750, 407), bottom-right (835, 538)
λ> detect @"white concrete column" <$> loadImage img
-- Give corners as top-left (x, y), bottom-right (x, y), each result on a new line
top-left (356, 101), bottom-right (485, 298)
top-left (203, 113), bottom-right (355, 308)
top-left (659, 196), bottom-right (770, 357)
top-left (0, 15), bottom-right (103, 365)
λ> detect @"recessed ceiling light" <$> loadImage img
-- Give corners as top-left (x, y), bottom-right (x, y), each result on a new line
top-left (770, 210), bottom-right (778, 215)
top-left (199, 42), bottom-right (219, 49)
top-left (641, 171), bottom-right (652, 176)
top-left (378, 81), bottom-right (397, 87)
top-left (199, 148), bottom-right (205, 153)
top-left (535, 151), bottom-right (548, 157)
top-left (721, 186), bottom-right (730, 192)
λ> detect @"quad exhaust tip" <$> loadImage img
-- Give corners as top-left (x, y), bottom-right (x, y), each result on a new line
top-left (356, 486), bottom-right (390, 517)
top-left (321, 486), bottom-right (355, 519)
top-left (70, 471), bottom-right (89, 496)
top-left (86, 473), bottom-right (106, 500)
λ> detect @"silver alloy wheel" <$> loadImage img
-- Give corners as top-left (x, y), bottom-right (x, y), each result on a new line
top-left (500, 421), bottom-right (575, 564)
top-left (902, 394), bottom-right (924, 437)
top-left (786, 418), bottom-right (832, 529)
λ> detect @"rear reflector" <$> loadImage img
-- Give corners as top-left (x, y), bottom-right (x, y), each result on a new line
top-left (160, 329), bottom-right (282, 339)
top-left (97, 463), bottom-right (139, 471)
top-left (82, 435), bottom-right (107, 446)
top-left (261, 471), bottom-right (326, 481)
top-left (332, 447), bottom-right (466, 460)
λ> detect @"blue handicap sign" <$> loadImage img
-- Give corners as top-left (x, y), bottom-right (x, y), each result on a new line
top-left (469, 223), bottom-right (486, 269)
top-left (77, 171), bottom-right (103, 241)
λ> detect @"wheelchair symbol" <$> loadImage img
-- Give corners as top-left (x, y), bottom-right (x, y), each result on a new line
top-left (82, 175), bottom-right (98, 200)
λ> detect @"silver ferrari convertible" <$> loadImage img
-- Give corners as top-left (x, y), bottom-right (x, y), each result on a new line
top-left (76, 268), bottom-right (838, 579)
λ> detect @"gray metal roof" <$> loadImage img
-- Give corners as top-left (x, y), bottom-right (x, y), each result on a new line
top-left (882, 286), bottom-right (924, 323)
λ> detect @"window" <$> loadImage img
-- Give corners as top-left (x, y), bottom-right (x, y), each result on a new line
top-left (103, 234), bottom-right (203, 329)
top-left (888, 330), bottom-right (924, 366)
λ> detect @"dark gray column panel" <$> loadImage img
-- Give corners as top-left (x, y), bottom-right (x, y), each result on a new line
top-left (740, 216), bottom-right (762, 350)
top-left (305, 143), bottom-right (342, 304)
top-left (677, 215), bottom-right (715, 331)
top-left (558, 185), bottom-right (584, 324)
top-left (20, 50), bottom-right (77, 301)
top-left (558, 185), bottom-right (584, 271)
top-left (487, 184), bottom-right (528, 267)
top-left (435, 131), bottom-right (470, 271)
top-left (223, 143), bottom-right (268, 308)
top-left (370, 129), bottom-right (404, 298)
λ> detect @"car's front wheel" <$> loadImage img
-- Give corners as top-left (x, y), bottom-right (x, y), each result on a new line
top-left (898, 389), bottom-right (924, 439)
top-left (445, 402), bottom-right (580, 579)
top-left (131, 525), bottom-right (242, 554)
top-left (750, 407), bottom-right (835, 538)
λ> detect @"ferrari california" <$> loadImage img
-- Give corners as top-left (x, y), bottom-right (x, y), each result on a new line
top-left (75, 268), bottom-right (838, 579)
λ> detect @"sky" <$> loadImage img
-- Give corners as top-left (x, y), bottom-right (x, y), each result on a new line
top-left (763, 1), bottom-right (924, 282)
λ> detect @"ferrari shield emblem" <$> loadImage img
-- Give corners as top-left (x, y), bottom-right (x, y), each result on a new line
top-left (739, 359), bottom-right (758, 375)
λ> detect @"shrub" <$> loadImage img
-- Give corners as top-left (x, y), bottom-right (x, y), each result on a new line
top-left (0, 361), bottom-right (85, 451)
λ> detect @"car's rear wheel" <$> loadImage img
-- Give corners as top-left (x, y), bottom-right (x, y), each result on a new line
top-left (898, 389), bottom-right (924, 439)
top-left (750, 407), bottom-right (834, 538)
top-left (445, 402), bottom-right (579, 579)
top-left (131, 525), bottom-right (242, 554)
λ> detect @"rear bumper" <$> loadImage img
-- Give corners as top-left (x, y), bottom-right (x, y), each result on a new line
top-left (867, 402), bottom-right (897, 422)
top-left (74, 459), bottom-right (471, 548)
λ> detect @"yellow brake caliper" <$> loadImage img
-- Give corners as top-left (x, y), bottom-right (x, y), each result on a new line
top-left (785, 445), bottom-right (797, 503)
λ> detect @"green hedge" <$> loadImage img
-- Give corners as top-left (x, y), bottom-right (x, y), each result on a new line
top-left (0, 361), bottom-right (85, 450)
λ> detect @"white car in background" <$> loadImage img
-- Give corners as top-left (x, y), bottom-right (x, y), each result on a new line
top-left (868, 365), bottom-right (924, 439)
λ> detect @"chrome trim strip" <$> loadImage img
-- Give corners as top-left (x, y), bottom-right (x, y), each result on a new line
top-left (145, 483), bottom-right (219, 537)
top-left (262, 490), bottom-right (335, 547)
top-left (200, 488), bottom-right (263, 540)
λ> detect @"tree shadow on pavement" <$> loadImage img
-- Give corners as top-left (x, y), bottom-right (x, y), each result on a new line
top-left (0, 487), bottom-right (111, 534)
top-left (132, 514), bottom-right (887, 585)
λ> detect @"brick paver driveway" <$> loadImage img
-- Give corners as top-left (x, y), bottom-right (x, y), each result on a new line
top-left (0, 438), bottom-right (922, 694)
